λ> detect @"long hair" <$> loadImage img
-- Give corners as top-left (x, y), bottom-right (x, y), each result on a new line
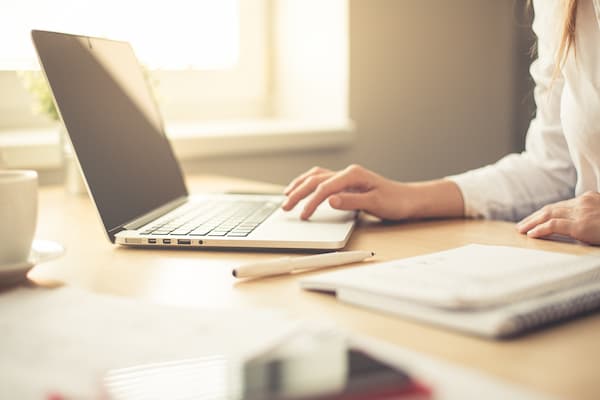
top-left (557, 0), bottom-right (578, 66)
top-left (527, 0), bottom-right (578, 74)
top-left (527, 0), bottom-right (579, 79)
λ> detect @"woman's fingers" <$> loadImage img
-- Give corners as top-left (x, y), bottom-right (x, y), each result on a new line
top-left (526, 218), bottom-right (573, 238)
top-left (516, 205), bottom-right (571, 234)
top-left (283, 166), bottom-right (331, 195)
top-left (300, 165), bottom-right (371, 220)
top-left (283, 164), bottom-right (390, 220)
top-left (517, 193), bottom-right (600, 245)
top-left (282, 172), bottom-right (333, 211)
top-left (329, 191), bottom-right (375, 212)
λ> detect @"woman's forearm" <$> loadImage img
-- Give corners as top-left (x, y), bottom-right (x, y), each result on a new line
top-left (404, 179), bottom-right (465, 219)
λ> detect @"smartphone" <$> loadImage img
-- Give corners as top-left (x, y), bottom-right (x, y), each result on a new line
top-left (242, 348), bottom-right (431, 400)
top-left (104, 333), bottom-right (431, 400)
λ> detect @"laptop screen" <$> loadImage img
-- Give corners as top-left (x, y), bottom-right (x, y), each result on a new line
top-left (32, 31), bottom-right (188, 240)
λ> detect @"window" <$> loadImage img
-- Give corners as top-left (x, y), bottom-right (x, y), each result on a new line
top-left (0, 0), bottom-right (268, 127)
top-left (0, 0), bottom-right (352, 169)
top-left (0, 0), bottom-right (239, 70)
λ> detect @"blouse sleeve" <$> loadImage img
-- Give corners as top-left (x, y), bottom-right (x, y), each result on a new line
top-left (446, 0), bottom-right (577, 221)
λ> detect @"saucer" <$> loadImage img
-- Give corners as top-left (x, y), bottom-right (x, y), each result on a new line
top-left (0, 239), bottom-right (65, 283)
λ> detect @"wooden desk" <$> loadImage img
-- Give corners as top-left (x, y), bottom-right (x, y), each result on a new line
top-left (30, 175), bottom-right (600, 400)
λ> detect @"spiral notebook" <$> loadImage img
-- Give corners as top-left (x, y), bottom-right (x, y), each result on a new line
top-left (300, 244), bottom-right (600, 338)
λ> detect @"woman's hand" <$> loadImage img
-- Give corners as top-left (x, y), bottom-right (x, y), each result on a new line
top-left (517, 192), bottom-right (600, 245)
top-left (281, 164), bottom-right (465, 221)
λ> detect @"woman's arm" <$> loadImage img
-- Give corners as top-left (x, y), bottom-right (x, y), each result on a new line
top-left (443, 0), bottom-right (576, 221)
top-left (282, 165), bottom-right (464, 220)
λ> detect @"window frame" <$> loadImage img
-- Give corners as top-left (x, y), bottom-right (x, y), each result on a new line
top-left (0, 0), bottom-right (354, 171)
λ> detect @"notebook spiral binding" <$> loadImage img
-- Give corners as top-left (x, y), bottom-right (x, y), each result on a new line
top-left (509, 289), bottom-right (600, 333)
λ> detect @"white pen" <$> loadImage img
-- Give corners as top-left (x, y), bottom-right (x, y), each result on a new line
top-left (232, 250), bottom-right (375, 279)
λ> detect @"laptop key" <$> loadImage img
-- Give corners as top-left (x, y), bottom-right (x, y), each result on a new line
top-left (190, 228), bottom-right (211, 236)
top-left (231, 227), bottom-right (253, 233)
top-left (227, 232), bottom-right (250, 237)
top-left (171, 229), bottom-right (193, 235)
top-left (208, 231), bottom-right (229, 236)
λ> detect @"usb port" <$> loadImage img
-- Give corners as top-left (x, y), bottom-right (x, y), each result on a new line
top-left (162, 239), bottom-right (171, 244)
top-left (148, 238), bottom-right (157, 244)
top-left (177, 239), bottom-right (191, 245)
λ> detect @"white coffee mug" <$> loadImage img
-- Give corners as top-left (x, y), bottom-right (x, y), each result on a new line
top-left (0, 170), bottom-right (38, 266)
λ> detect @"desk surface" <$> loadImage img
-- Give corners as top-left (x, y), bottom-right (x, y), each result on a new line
top-left (30, 175), bottom-right (600, 400)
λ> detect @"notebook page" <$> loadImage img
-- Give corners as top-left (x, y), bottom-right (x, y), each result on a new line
top-left (375, 244), bottom-right (575, 282)
top-left (301, 244), bottom-right (600, 310)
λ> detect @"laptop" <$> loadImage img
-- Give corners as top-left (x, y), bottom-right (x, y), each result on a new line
top-left (31, 30), bottom-right (356, 250)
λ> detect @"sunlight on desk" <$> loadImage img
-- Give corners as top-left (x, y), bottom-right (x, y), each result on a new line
top-left (20, 175), bottom-right (600, 400)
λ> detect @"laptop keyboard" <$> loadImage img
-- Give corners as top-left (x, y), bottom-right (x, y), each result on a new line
top-left (139, 200), bottom-right (280, 238)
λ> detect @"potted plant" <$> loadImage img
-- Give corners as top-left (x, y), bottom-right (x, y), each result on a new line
top-left (19, 70), bottom-right (86, 194)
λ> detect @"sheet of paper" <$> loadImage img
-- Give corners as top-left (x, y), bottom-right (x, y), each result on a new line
top-left (0, 286), bottom-right (298, 399)
top-left (370, 244), bottom-right (577, 283)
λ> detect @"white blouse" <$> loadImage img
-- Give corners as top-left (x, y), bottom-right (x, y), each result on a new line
top-left (448, 0), bottom-right (600, 221)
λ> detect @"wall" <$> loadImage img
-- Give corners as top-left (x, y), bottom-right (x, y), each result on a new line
top-left (182, 0), bottom-right (535, 186)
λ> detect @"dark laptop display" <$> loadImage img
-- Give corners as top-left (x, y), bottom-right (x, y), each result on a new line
top-left (32, 30), bottom-right (187, 240)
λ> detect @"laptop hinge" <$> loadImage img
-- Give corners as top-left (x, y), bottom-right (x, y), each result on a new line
top-left (122, 196), bottom-right (189, 231)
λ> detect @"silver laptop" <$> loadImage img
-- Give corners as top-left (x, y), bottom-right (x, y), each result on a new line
top-left (32, 30), bottom-right (356, 250)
